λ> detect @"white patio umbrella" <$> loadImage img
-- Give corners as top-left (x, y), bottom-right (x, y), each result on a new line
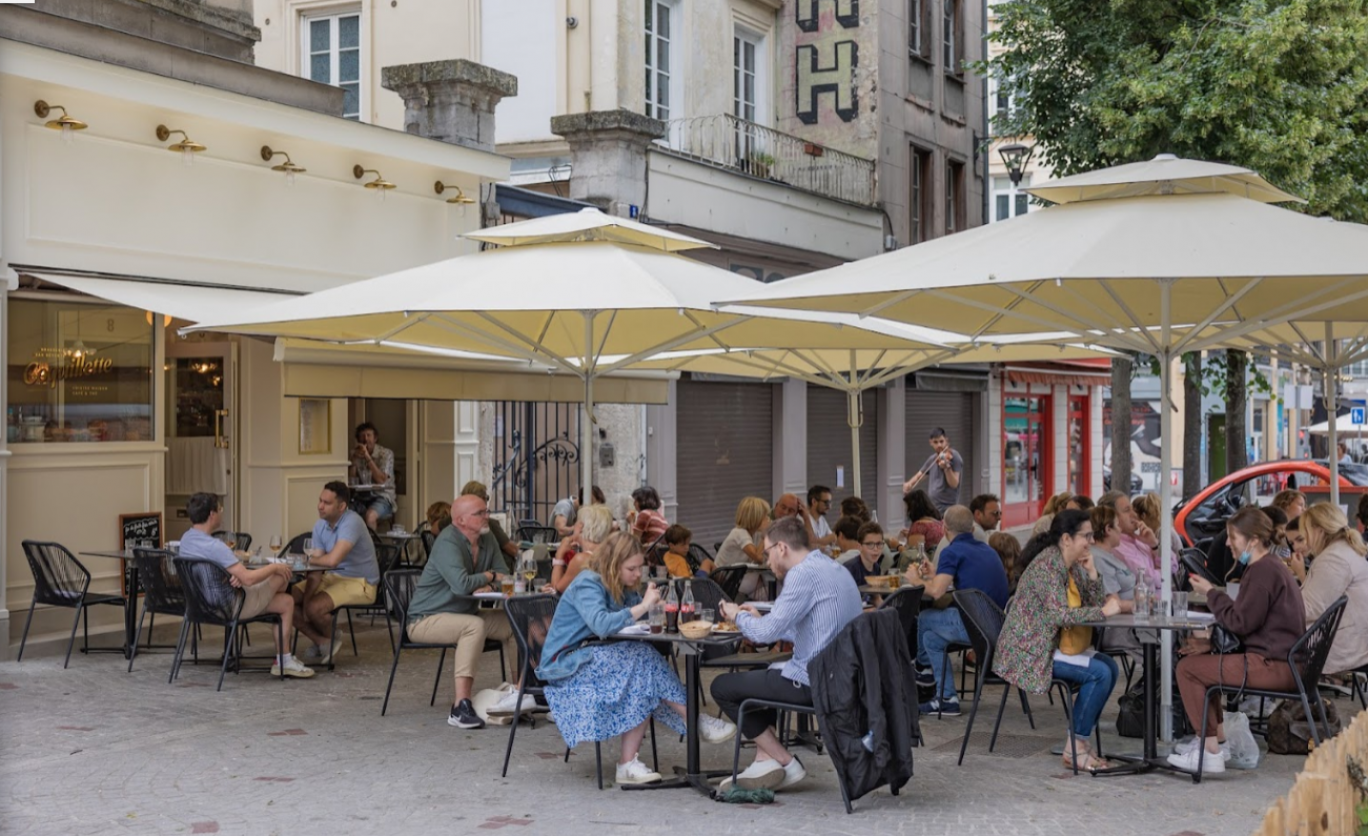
top-left (725, 155), bottom-right (1368, 740)
top-left (186, 208), bottom-right (950, 506)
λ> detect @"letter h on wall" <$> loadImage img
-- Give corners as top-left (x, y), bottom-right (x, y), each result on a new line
top-left (796, 41), bottom-right (858, 124)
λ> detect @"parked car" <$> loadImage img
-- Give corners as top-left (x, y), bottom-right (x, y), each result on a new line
top-left (1173, 459), bottom-right (1368, 550)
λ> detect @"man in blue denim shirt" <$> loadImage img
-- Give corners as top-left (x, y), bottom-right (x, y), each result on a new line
top-left (293, 482), bottom-right (380, 666)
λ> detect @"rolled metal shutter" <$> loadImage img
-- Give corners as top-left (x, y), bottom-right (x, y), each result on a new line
top-left (805, 386), bottom-right (880, 507)
top-left (676, 379), bottom-right (775, 552)
top-left (905, 390), bottom-right (975, 508)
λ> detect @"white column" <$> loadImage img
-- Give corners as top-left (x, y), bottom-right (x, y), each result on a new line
top-left (772, 378), bottom-right (807, 500)
top-left (1053, 384), bottom-right (1068, 493)
top-left (987, 370), bottom-right (1003, 505)
top-left (646, 380), bottom-right (678, 521)
top-left (877, 378), bottom-right (907, 527)
top-left (1090, 386), bottom-right (1105, 498)
top-left (0, 288), bottom-right (10, 657)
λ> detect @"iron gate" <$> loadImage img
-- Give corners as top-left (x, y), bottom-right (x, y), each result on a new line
top-left (489, 401), bottom-right (580, 528)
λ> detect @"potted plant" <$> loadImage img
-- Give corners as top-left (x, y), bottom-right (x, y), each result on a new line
top-left (747, 151), bottom-right (775, 179)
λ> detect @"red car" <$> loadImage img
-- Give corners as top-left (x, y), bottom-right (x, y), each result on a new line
top-left (1173, 460), bottom-right (1368, 549)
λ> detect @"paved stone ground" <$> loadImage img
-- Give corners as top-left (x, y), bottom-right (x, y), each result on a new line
top-left (1, 619), bottom-right (1357, 836)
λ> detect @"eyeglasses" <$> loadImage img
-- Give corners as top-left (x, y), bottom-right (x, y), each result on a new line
top-left (861, 540), bottom-right (885, 549)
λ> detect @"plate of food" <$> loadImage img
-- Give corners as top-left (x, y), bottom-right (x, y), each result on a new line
top-left (711, 621), bottom-right (741, 634)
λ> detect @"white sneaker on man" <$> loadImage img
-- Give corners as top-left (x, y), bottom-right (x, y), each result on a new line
top-left (488, 689), bottom-right (538, 717)
top-left (615, 757), bottom-right (662, 785)
top-left (699, 714), bottom-right (737, 744)
top-left (1166, 746), bottom-right (1226, 774)
top-left (778, 756), bottom-right (807, 789)
top-left (270, 656), bottom-right (316, 678)
top-left (1172, 737), bottom-right (1230, 760)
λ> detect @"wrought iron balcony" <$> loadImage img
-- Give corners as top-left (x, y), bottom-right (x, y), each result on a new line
top-left (657, 114), bottom-right (876, 206)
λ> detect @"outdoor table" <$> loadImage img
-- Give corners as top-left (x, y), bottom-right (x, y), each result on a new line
top-left (601, 626), bottom-right (742, 795)
top-left (743, 564), bottom-right (779, 598)
top-left (78, 549), bottom-right (143, 658)
top-left (1079, 612), bottom-right (1215, 778)
top-left (380, 530), bottom-right (424, 566)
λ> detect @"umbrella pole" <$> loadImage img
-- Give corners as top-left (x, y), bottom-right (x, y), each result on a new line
top-left (847, 389), bottom-right (863, 498)
top-left (582, 311), bottom-right (595, 506)
top-left (1158, 285), bottom-right (1175, 743)
top-left (1326, 323), bottom-right (1340, 508)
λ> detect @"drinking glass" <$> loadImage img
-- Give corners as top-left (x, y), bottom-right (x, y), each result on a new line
top-left (1172, 591), bottom-right (1189, 618)
top-left (699, 608), bottom-right (715, 625)
top-left (269, 534), bottom-right (283, 556)
top-left (302, 538), bottom-right (314, 557)
top-left (648, 604), bottom-right (665, 634)
top-left (500, 577), bottom-right (515, 596)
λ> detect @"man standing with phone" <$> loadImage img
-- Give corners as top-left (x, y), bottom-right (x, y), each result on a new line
top-left (903, 428), bottom-right (963, 513)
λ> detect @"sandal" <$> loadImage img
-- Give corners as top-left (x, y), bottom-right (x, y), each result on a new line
top-left (1062, 745), bottom-right (1111, 773)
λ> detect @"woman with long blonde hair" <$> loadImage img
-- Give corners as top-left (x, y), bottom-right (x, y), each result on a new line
top-left (1297, 503), bottom-right (1368, 675)
top-left (1031, 492), bottom-right (1075, 536)
top-left (537, 533), bottom-right (736, 784)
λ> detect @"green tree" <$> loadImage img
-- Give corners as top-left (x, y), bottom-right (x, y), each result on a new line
top-left (986, 0), bottom-right (1368, 222)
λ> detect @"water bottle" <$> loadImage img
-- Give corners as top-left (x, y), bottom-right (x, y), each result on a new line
top-left (1134, 573), bottom-right (1151, 621)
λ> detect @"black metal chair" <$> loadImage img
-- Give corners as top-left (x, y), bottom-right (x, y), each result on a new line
top-left (420, 529), bottom-right (437, 561)
top-left (211, 531), bottom-right (253, 551)
top-left (1349, 662), bottom-right (1368, 709)
top-left (18, 540), bottom-right (127, 668)
top-left (128, 548), bottom-right (188, 673)
top-left (283, 532), bottom-right (312, 556)
top-left (516, 523), bottom-right (559, 545)
top-left (326, 543), bottom-right (401, 668)
top-left (172, 557), bottom-right (285, 691)
top-left (1179, 548), bottom-right (1219, 586)
top-left (706, 564), bottom-right (748, 602)
top-left (1191, 596), bottom-right (1348, 783)
top-left (379, 569), bottom-right (505, 716)
top-left (879, 585), bottom-right (924, 661)
top-left (954, 589), bottom-right (1102, 773)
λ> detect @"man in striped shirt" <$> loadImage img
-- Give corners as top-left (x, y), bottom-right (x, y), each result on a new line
top-left (713, 515), bottom-right (863, 791)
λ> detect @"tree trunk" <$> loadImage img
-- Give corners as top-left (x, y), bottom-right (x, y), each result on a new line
top-left (1110, 356), bottom-right (1133, 495)
top-left (1183, 353), bottom-right (1204, 500)
top-left (1225, 349), bottom-right (1249, 475)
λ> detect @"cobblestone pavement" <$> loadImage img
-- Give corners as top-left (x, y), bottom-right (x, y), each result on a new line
top-left (1, 620), bottom-right (1355, 836)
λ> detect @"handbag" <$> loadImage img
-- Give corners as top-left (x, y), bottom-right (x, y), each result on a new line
top-left (1210, 623), bottom-right (1244, 655)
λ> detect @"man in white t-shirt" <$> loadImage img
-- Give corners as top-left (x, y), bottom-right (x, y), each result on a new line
top-left (806, 485), bottom-right (837, 548)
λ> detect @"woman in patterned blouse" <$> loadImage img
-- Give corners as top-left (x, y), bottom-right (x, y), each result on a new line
top-left (995, 509), bottom-right (1121, 772)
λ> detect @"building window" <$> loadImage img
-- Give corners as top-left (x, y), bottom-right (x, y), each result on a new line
top-left (909, 0), bottom-right (930, 59)
top-left (1347, 359), bottom-right (1368, 377)
top-left (991, 72), bottom-right (1018, 124)
top-left (303, 11), bottom-right (362, 120)
top-left (910, 147), bottom-right (933, 244)
top-left (946, 160), bottom-right (964, 234)
top-left (644, 0), bottom-right (678, 121)
top-left (992, 173), bottom-right (1031, 222)
top-left (7, 298), bottom-right (155, 443)
top-left (943, 0), bottom-right (961, 74)
top-left (733, 27), bottom-right (764, 124)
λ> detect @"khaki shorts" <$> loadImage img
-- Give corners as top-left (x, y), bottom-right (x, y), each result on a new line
top-left (239, 578), bottom-right (279, 620)
top-left (300, 573), bottom-right (377, 608)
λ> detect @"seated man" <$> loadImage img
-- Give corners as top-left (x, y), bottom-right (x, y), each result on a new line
top-left (178, 492), bottom-right (314, 678)
top-left (833, 515), bottom-right (862, 564)
top-left (294, 482), bottom-right (381, 665)
top-left (408, 494), bottom-right (527, 729)
top-left (349, 422), bottom-right (397, 530)
top-left (845, 521), bottom-right (886, 590)
top-left (460, 480), bottom-right (518, 571)
top-left (912, 505), bottom-right (1010, 716)
top-left (713, 515), bottom-right (863, 791)
top-left (806, 485), bottom-right (837, 548)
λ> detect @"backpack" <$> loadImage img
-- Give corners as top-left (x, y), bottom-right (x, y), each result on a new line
top-left (1266, 697), bottom-right (1341, 755)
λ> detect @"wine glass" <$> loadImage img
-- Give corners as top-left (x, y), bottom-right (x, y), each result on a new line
top-left (269, 534), bottom-right (283, 557)
top-left (303, 538), bottom-right (314, 557)
top-left (520, 553), bottom-right (538, 589)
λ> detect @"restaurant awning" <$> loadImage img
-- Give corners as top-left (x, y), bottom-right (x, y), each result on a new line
top-left (20, 271), bottom-right (293, 322)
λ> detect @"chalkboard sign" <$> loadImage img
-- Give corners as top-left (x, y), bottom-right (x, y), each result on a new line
top-left (119, 512), bottom-right (163, 551)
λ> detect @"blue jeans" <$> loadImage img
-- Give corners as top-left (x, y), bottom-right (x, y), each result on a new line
top-left (1051, 654), bottom-right (1119, 737)
top-left (916, 607), bottom-right (970, 701)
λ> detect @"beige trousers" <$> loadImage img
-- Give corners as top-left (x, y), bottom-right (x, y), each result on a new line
top-left (408, 609), bottom-right (517, 683)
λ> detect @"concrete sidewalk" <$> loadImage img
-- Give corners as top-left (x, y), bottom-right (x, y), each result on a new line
top-left (0, 618), bottom-right (1347, 836)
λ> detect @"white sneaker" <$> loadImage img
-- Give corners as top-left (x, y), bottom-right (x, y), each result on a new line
top-left (778, 756), bottom-right (807, 789)
top-left (271, 657), bottom-right (316, 679)
top-left (615, 757), bottom-right (662, 785)
top-left (724, 758), bottom-right (786, 791)
top-left (318, 635), bottom-right (344, 666)
top-left (488, 689), bottom-right (538, 717)
top-left (1166, 746), bottom-right (1226, 774)
top-left (698, 714), bottom-right (737, 744)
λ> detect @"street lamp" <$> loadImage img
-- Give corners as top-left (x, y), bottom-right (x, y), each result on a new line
top-left (998, 142), bottom-right (1035, 186)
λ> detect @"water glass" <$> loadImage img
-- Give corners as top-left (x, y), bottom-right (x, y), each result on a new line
top-left (699, 608), bottom-right (715, 625)
top-left (1172, 591), bottom-right (1189, 619)
top-left (302, 538), bottom-right (314, 556)
top-left (648, 604), bottom-right (665, 634)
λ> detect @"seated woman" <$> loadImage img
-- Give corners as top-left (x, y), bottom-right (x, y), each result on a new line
top-left (1090, 506), bottom-right (1142, 665)
top-left (715, 496), bottom-right (771, 598)
top-left (988, 532), bottom-right (1023, 595)
top-left (536, 533), bottom-right (736, 784)
top-left (1031, 492), bottom-right (1074, 537)
top-left (628, 486), bottom-right (670, 548)
top-left (901, 489), bottom-right (945, 560)
top-left (1175, 507), bottom-right (1306, 774)
top-left (1066, 495), bottom-right (1095, 512)
top-left (425, 501), bottom-right (452, 534)
top-left (1133, 492), bottom-right (1183, 556)
top-left (1297, 503), bottom-right (1368, 678)
top-left (549, 505), bottom-right (614, 595)
top-left (995, 510), bottom-right (1121, 773)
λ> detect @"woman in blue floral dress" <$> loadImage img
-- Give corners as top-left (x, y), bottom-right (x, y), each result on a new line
top-left (537, 533), bottom-right (737, 784)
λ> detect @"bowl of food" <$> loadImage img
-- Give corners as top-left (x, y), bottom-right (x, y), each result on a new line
top-left (864, 575), bottom-right (893, 589)
top-left (679, 620), bottom-right (713, 639)
top-left (711, 620), bottom-right (741, 635)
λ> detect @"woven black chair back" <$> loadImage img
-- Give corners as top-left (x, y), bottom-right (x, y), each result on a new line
top-left (708, 565), bottom-right (747, 601)
top-left (1290, 595), bottom-right (1348, 689)
top-left (132, 548), bottom-right (185, 616)
top-left (952, 588), bottom-right (1006, 671)
top-left (421, 529), bottom-right (437, 559)
top-left (1180, 549), bottom-right (1219, 586)
top-left (679, 577), bottom-right (727, 613)
top-left (173, 557), bottom-right (243, 627)
top-left (284, 532), bottom-right (312, 556)
top-left (21, 541), bottom-right (90, 606)
top-left (211, 531), bottom-right (253, 551)
top-left (383, 569), bottom-right (421, 635)
top-left (516, 523), bottom-right (559, 545)
top-left (504, 594), bottom-right (559, 687)
top-left (878, 585), bottom-right (924, 645)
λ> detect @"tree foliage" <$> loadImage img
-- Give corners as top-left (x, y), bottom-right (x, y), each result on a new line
top-left (985, 0), bottom-right (1368, 221)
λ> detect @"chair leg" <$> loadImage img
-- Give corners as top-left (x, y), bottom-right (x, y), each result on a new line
top-left (595, 742), bottom-right (603, 790)
top-left (1019, 688), bottom-right (1036, 730)
top-left (501, 682), bottom-right (530, 778)
top-left (430, 649), bottom-right (448, 707)
top-left (564, 748), bottom-right (571, 764)
top-left (82, 604), bottom-right (91, 656)
top-left (63, 604), bottom-right (84, 669)
top-left (16, 595), bottom-right (38, 662)
top-left (982, 682), bottom-right (1012, 762)
top-left (381, 645), bottom-right (404, 716)
top-left (1057, 684), bottom-right (1078, 776)
top-left (128, 605), bottom-right (148, 673)
top-left (649, 717), bottom-right (659, 772)
top-left (170, 618), bottom-right (191, 683)
top-left (146, 611), bottom-right (156, 645)
top-left (732, 703), bottom-right (749, 784)
top-left (217, 621), bottom-right (238, 692)
top-left (328, 615), bottom-right (339, 671)
top-left (1194, 689), bottom-right (1214, 784)
top-left (1298, 691), bottom-right (1324, 747)
top-left (385, 611), bottom-right (395, 652)
top-left (346, 609), bottom-right (359, 656)
top-left (275, 622), bottom-right (286, 681)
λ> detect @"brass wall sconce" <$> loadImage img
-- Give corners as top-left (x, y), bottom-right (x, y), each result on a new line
top-left (434, 181), bottom-right (476, 204)
top-left (35, 101), bottom-right (88, 143)
top-left (156, 125), bottom-right (207, 166)
top-left (261, 145), bottom-right (306, 185)
top-left (354, 165), bottom-right (396, 200)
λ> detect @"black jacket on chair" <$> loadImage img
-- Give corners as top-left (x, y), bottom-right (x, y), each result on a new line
top-left (808, 608), bottom-right (918, 803)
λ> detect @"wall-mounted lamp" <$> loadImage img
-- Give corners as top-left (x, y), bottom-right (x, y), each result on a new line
top-left (34, 101), bottom-right (88, 143)
top-left (434, 181), bottom-right (476, 204)
top-left (354, 165), bottom-right (396, 200)
top-left (156, 125), bottom-right (207, 166)
top-left (261, 145), bottom-right (306, 185)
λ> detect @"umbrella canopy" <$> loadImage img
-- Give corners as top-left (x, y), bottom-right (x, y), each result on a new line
top-left (726, 155), bottom-right (1368, 741)
top-left (187, 208), bottom-right (951, 506)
